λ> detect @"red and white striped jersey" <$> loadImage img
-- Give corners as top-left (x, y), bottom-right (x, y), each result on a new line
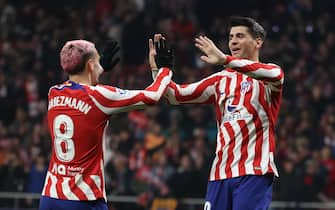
top-left (160, 56), bottom-right (284, 180)
top-left (42, 68), bottom-right (172, 201)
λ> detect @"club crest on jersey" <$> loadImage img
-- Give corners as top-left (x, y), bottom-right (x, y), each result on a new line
top-left (241, 81), bottom-right (252, 94)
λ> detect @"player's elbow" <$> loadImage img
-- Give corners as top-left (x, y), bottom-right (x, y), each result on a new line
top-left (164, 96), bottom-right (180, 105)
top-left (150, 93), bottom-right (164, 104)
top-left (267, 67), bottom-right (284, 84)
top-left (276, 68), bottom-right (285, 84)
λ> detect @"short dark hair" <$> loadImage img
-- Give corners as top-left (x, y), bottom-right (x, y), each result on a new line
top-left (229, 16), bottom-right (266, 40)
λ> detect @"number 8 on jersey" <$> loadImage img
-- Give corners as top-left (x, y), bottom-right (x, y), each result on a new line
top-left (53, 114), bottom-right (75, 162)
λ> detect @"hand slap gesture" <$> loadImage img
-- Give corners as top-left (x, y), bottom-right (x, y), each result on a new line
top-left (195, 35), bottom-right (227, 65)
top-left (149, 34), bottom-right (175, 71)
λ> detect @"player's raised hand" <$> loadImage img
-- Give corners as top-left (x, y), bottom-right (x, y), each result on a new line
top-left (100, 39), bottom-right (121, 72)
top-left (148, 37), bottom-right (158, 70)
top-left (195, 35), bottom-right (227, 65)
top-left (153, 34), bottom-right (175, 71)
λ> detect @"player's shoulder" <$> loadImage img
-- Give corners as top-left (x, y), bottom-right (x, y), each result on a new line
top-left (264, 62), bottom-right (283, 69)
top-left (96, 84), bottom-right (116, 91)
top-left (217, 68), bottom-right (237, 77)
top-left (87, 84), bottom-right (118, 93)
top-left (199, 69), bottom-right (235, 84)
top-left (48, 82), bottom-right (67, 96)
top-left (264, 62), bottom-right (284, 76)
top-left (87, 84), bottom-right (130, 98)
top-left (48, 81), bottom-right (83, 95)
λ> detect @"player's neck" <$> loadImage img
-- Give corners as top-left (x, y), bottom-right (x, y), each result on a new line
top-left (243, 56), bottom-right (259, 62)
top-left (69, 74), bottom-right (92, 85)
top-left (249, 52), bottom-right (259, 62)
top-left (240, 52), bottom-right (259, 62)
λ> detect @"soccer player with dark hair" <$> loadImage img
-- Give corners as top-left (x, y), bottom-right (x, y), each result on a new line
top-left (39, 39), bottom-right (172, 210)
top-left (149, 16), bottom-right (284, 210)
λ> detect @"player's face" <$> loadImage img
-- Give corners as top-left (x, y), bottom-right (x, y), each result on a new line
top-left (228, 26), bottom-right (261, 60)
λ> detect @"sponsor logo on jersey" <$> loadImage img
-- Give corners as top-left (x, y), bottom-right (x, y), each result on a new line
top-left (51, 163), bottom-right (84, 176)
top-left (223, 98), bottom-right (251, 122)
top-left (225, 98), bottom-right (238, 113)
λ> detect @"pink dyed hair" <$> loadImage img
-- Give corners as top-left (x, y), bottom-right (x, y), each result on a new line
top-left (60, 40), bottom-right (96, 74)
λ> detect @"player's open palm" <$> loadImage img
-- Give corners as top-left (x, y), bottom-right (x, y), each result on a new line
top-left (195, 35), bottom-right (227, 65)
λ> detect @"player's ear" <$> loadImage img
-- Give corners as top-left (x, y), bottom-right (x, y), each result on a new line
top-left (255, 38), bottom-right (263, 49)
top-left (86, 58), bottom-right (95, 73)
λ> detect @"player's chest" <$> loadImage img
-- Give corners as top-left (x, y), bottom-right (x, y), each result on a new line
top-left (217, 75), bottom-right (268, 116)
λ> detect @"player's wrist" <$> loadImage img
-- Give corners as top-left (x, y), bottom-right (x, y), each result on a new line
top-left (219, 53), bottom-right (227, 65)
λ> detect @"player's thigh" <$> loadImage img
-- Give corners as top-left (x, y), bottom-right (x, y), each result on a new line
top-left (232, 175), bottom-right (273, 210)
top-left (39, 196), bottom-right (108, 210)
top-left (204, 180), bottom-right (232, 210)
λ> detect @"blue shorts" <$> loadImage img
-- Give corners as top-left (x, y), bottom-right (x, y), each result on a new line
top-left (204, 175), bottom-right (274, 210)
top-left (39, 196), bottom-right (108, 210)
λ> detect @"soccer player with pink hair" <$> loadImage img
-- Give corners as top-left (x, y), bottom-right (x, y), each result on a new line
top-left (39, 39), bottom-right (172, 210)
top-left (150, 16), bottom-right (284, 210)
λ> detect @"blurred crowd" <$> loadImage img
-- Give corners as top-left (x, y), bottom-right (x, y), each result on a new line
top-left (0, 0), bottom-right (335, 209)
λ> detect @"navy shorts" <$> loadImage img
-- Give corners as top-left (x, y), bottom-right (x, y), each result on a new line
top-left (39, 196), bottom-right (108, 210)
top-left (204, 175), bottom-right (274, 210)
